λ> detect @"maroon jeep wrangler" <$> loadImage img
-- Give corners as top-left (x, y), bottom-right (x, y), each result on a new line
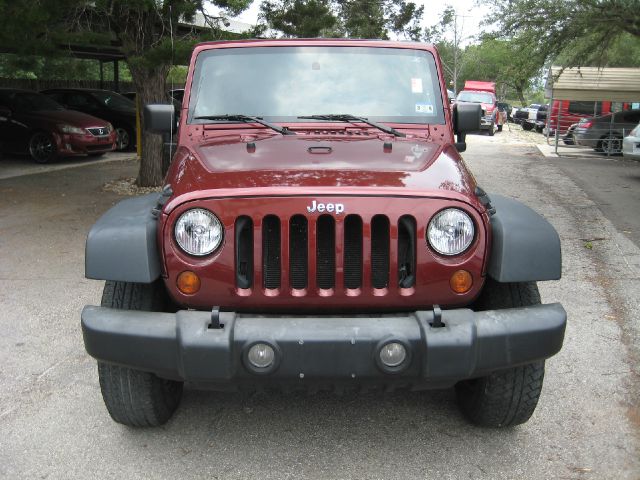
top-left (82, 39), bottom-right (566, 428)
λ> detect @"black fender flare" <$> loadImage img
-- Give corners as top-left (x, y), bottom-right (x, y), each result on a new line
top-left (487, 194), bottom-right (561, 282)
top-left (85, 193), bottom-right (161, 283)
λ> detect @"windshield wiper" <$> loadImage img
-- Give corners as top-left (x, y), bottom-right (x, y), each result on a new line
top-left (193, 114), bottom-right (296, 135)
top-left (297, 114), bottom-right (406, 137)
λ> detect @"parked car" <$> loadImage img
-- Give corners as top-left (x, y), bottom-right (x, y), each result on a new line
top-left (455, 81), bottom-right (500, 135)
top-left (41, 88), bottom-right (136, 151)
top-left (513, 104), bottom-right (540, 126)
top-left (574, 109), bottom-right (640, 155)
top-left (622, 122), bottom-right (640, 160)
top-left (0, 88), bottom-right (116, 163)
top-left (82, 39), bottom-right (566, 429)
top-left (523, 104), bottom-right (548, 133)
top-left (547, 100), bottom-right (639, 136)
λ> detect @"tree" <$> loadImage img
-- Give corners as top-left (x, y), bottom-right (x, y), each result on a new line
top-left (260, 0), bottom-right (423, 40)
top-left (485, 0), bottom-right (640, 67)
top-left (0, 0), bottom-right (251, 186)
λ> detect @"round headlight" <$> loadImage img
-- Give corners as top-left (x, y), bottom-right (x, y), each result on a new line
top-left (427, 208), bottom-right (474, 256)
top-left (174, 208), bottom-right (223, 256)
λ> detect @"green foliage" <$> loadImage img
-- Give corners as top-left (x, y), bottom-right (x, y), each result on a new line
top-left (485, 0), bottom-right (640, 68)
top-left (259, 0), bottom-right (424, 40)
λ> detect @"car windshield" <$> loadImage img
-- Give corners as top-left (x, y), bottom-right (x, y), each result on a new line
top-left (188, 46), bottom-right (445, 124)
top-left (3, 91), bottom-right (64, 112)
top-left (91, 91), bottom-right (135, 110)
top-left (456, 91), bottom-right (493, 104)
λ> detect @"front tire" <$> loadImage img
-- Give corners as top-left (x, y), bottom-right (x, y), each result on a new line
top-left (115, 126), bottom-right (133, 151)
top-left (97, 281), bottom-right (183, 427)
top-left (456, 280), bottom-right (545, 427)
top-left (599, 134), bottom-right (622, 155)
top-left (29, 131), bottom-right (57, 163)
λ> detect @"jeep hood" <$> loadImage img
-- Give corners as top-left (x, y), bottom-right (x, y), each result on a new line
top-left (166, 135), bottom-right (478, 206)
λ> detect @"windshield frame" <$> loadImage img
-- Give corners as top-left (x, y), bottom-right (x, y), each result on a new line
top-left (187, 45), bottom-right (446, 126)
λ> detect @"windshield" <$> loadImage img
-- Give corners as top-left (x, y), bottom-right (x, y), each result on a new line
top-left (91, 91), bottom-right (135, 110)
top-left (457, 91), bottom-right (494, 104)
top-left (2, 91), bottom-right (64, 112)
top-left (188, 46), bottom-right (445, 124)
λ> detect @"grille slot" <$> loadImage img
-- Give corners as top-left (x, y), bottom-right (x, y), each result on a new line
top-left (371, 215), bottom-right (390, 289)
top-left (316, 215), bottom-right (335, 289)
top-left (235, 216), bottom-right (253, 289)
top-left (398, 216), bottom-right (416, 288)
top-left (262, 215), bottom-right (281, 289)
top-left (289, 215), bottom-right (308, 289)
top-left (343, 215), bottom-right (363, 289)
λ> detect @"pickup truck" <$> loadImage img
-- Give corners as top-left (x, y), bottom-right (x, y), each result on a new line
top-left (81, 39), bottom-right (566, 429)
top-left (455, 81), bottom-right (504, 134)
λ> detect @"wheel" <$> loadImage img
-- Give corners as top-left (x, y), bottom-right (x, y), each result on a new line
top-left (522, 122), bottom-right (534, 131)
top-left (28, 131), bottom-right (57, 163)
top-left (535, 125), bottom-right (544, 133)
top-left (455, 280), bottom-right (545, 427)
top-left (497, 124), bottom-right (503, 132)
top-left (97, 280), bottom-right (182, 427)
top-left (488, 122), bottom-right (495, 136)
top-left (115, 126), bottom-right (133, 151)
top-left (599, 134), bottom-right (623, 155)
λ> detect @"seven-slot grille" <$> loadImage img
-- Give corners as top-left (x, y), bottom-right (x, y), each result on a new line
top-left (234, 213), bottom-right (417, 294)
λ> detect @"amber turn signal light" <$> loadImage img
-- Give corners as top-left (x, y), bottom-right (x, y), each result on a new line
top-left (177, 270), bottom-right (201, 294)
top-left (450, 270), bottom-right (472, 293)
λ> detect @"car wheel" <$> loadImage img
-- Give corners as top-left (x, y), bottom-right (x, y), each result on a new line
top-left (455, 279), bottom-right (545, 427)
top-left (115, 126), bottom-right (132, 151)
top-left (599, 134), bottom-right (623, 155)
top-left (97, 280), bottom-right (183, 427)
top-left (28, 131), bottom-right (57, 163)
top-left (522, 122), bottom-right (534, 131)
top-left (488, 122), bottom-right (495, 136)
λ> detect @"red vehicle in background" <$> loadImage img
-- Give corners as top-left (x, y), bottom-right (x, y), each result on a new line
top-left (455, 81), bottom-right (504, 135)
top-left (547, 99), bottom-right (638, 137)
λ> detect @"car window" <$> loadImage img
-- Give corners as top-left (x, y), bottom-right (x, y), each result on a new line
top-left (1, 91), bottom-right (64, 111)
top-left (568, 101), bottom-right (602, 116)
top-left (189, 46), bottom-right (446, 125)
top-left (90, 91), bottom-right (135, 110)
top-left (67, 92), bottom-right (98, 110)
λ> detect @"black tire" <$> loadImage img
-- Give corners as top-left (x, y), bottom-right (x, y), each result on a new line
top-left (522, 122), bottom-right (534, 131)
top-left (598, 134), bottom-right (623, 155)
top-left (455, 279), bottom-right (545, 427)
top-left (114, 126), bottom-right (133, 151)
top-left (488, 122), bottom-right (495, 136)
top-left (97, 281), bottom-right (183, 427)
top-left (29, 131), bottom-right (57, 163)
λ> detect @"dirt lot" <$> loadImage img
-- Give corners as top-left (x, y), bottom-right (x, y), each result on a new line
top-left (0, 132), bottom-right (638, 479)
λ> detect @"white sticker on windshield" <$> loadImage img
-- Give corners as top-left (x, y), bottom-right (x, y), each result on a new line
top-left (411, 78), bottom-right (423, 93)
top-left (415, 103), bottom-right (434, 114)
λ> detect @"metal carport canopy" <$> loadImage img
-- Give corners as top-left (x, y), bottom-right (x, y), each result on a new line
top-left (545, 66), bottom-right (640, 102)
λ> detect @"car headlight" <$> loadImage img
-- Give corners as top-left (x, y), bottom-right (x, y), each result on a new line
top-left (174, 208), bottom-right (223, 256)
top-left (427, 208), bottom-right (474, 256)
top-left (106, 123), bottom-right (114, 133)
top-left (57, 124), bottom-right (86, 135)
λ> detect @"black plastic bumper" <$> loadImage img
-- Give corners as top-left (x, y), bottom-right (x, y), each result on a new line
top-left (81, 304), bottom-right (566, 388)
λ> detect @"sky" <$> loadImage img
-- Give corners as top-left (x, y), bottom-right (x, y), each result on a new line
top-left (226, 0), bottom-right (491, 44)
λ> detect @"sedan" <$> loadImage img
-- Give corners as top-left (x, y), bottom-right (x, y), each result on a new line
top-left (574, 109), bottom-right (640, 155)
top-left (41, 88), bottom-right (136, 151)
top-left (622, 122), bottom-right (640, 160)
top-left (0, 88), bottom-right (116, 163)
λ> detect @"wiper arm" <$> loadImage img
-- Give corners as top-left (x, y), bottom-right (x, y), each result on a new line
top-left (193, 114), bottom-right (296, 135)
top-left (297, 114), bottom-right (406, 137)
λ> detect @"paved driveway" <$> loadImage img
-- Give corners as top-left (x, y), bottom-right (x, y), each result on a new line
top-left (0, 135), bottom-right (638, 479)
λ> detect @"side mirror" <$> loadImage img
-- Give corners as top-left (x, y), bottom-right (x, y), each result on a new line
top-left (144, 104), bottom-right (175, 134)
top-left (453, 103), bottom-right (481, 152)
top-left (0, 106), bottom-right (12, 118)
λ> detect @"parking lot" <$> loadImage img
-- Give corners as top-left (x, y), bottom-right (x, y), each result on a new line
top-left (0, 130), bottom-right (639, 479)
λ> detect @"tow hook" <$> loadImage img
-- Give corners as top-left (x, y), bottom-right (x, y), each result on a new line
top-left (209, 306), bottom-right (223, 329)
top-left (430, 304), bottom-right (444, 328)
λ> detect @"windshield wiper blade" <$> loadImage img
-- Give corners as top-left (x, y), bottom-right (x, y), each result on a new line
top-left (194, 114), bottom-right (296, 135)
top-left (297, 114), bottom-right (406, 137)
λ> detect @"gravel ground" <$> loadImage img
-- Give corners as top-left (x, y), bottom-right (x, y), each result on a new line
top-left (0, 130), bottom-right (638, 479)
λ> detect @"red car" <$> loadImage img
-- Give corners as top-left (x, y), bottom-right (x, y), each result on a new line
top-left (0, 88), bottom-right (116, 163)
top-left (82, 39), bottom-right (566, 429)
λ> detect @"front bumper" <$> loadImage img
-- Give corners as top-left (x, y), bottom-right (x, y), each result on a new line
top-left (82, 303), bottom-right (566, 389)
top-left (53, 132), bottom-right (116, 156)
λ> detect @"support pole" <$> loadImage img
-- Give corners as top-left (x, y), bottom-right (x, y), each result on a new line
top-left (113, 60), bottom-right (120, 92)
top-left (99, 61), bottom-right (104, 90)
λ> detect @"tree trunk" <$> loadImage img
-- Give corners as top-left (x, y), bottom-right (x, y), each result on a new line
top-left (516, 87), bottom-right (526, 107)
top-left (128, 63), bottom-right (170, 187)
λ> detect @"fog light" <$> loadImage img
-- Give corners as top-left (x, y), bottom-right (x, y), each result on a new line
top-left (248, 343), bottom-right (275, 368)
top-left (450, 269), bottom-right (473, 293)
top-left (177, 270), bottom-right (200, 294)
top-left (379, 342), bottom-right (406, 367)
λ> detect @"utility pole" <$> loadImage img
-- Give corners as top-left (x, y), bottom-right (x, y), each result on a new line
top-left (453, 14), bottom-right (458, 94)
